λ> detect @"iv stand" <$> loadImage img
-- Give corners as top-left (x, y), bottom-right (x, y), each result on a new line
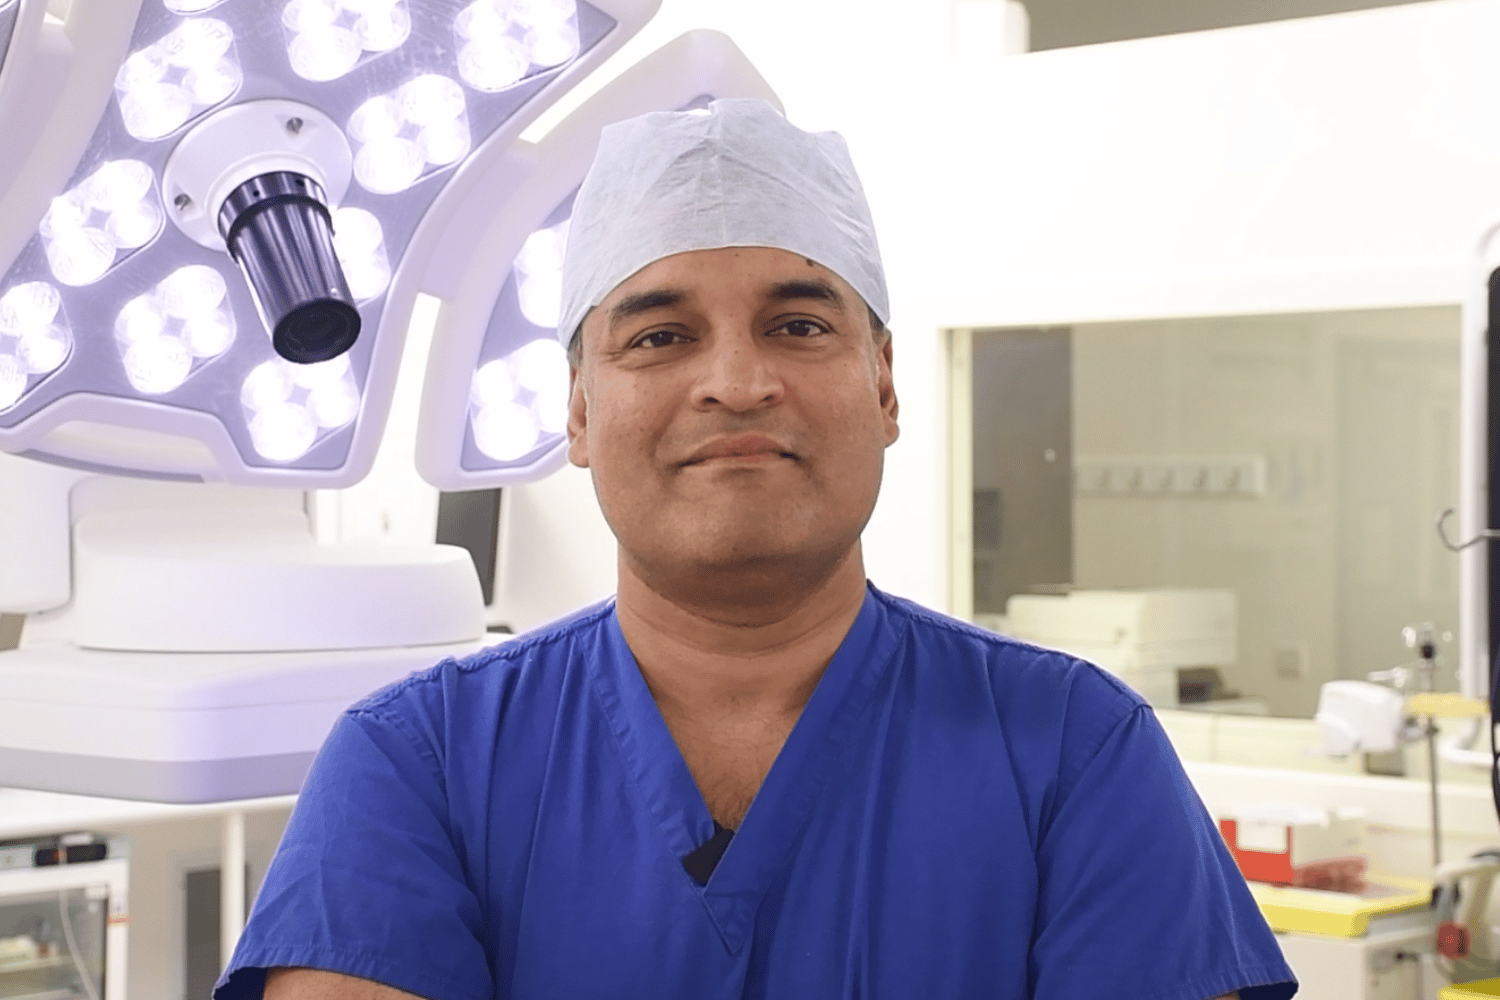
top-left (1406, 623), bottom-right (1442, 868)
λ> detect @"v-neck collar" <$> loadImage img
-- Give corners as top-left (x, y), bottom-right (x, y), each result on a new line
top-left (588, 583), bottom-right (898, 955)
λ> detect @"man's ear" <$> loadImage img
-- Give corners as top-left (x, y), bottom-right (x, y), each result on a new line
top-left (566, 365), bottom-right (590, 468)
top-left (878, 330), bottom-right (899, 446)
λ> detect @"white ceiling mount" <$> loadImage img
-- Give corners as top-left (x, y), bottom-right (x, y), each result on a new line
top-left (161, 99), bottom-right (354, 251)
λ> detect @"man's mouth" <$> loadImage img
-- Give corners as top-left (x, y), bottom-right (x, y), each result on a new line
top-left (683, 435), bottom-right (797, 465)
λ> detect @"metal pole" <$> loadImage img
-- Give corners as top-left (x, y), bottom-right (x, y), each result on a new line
top-left (1428, 723), bottom-right (1442, 868)
top-left (221, 810), bottom-right (246, 970)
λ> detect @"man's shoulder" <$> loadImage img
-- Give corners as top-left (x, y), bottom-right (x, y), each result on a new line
top-left (346, 597), bottom-right (617, 721)
top-left (868, 585), bottom-right (1148, 726)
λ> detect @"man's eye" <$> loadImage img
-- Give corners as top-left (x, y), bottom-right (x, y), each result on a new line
top-left (776, 319), bottom-right (827, 338)
top-left (635, 330), bottom-right (684, 349)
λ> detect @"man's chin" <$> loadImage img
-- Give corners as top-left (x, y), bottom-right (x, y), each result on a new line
top-left (681, 539), bottom-right (808, 576)
top-left (645, 531), bottom-right (852, 589)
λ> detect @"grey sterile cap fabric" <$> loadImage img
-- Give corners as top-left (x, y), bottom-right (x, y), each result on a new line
top-left (557, 98), bottom-right (888, 350)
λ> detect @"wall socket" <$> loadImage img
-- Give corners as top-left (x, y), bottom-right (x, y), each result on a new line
top-left (1273, 645), bottom-right (1307, 680)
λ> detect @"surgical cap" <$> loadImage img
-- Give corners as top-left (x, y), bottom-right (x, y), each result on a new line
top-left (557, 98), bottom-right (888, 350)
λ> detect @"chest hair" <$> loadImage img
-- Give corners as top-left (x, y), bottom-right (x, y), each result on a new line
top-left (666, 714), bottom-right (796, 830)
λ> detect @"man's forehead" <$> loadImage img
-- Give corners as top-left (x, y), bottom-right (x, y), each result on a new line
top-left (599, 249), bottom-right (854, 321)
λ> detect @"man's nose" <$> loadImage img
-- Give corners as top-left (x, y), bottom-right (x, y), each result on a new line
top-left (692, 331), bottom-right (784, 411)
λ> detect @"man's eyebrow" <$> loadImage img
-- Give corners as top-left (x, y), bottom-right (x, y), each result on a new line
top-left (767, 279), bottom-right (847, 310)
top-left (608, 288), bottom-right (684, 330)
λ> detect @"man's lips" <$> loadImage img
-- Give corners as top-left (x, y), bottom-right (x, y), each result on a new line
top-left (682, 435), bottom-right (797, 465)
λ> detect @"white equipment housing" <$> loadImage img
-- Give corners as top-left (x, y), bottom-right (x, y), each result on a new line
top-left (1314, 680), bottom-right (1408, 756)
top-left (1004, 588), bottom-right (1237, 708)
top-left (0, 456), bottom-right (490, 802)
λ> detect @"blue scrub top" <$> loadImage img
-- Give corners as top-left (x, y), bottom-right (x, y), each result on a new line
top-left (217, 584), bottom-right (1296, 1000)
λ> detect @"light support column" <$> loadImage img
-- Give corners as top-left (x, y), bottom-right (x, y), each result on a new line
top-left (221, 808), bottom-right (246, 965)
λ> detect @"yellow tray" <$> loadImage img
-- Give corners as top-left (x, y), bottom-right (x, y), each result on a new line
top-left (1247, 874), bottom-right (1430, 938)
top-left (1408, 692), bottom-right (1489, 718)
top-left (1442, 978), bottom-right (1500, 998)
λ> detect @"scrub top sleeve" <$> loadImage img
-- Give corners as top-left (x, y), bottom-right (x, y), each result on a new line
top-left (1029, 702), bottom-right (1297, 1000)
top-left (214, 705), bottom-right (493, 1000)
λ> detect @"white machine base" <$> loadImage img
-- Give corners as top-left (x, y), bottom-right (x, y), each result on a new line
top-left (0, 744), bottom-right (313, 804)
top-left (0, 637), bottom-right (491, 803)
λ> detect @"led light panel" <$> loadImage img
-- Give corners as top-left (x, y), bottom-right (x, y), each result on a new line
top-left (0, 0), bottom-right (630, 483)
top-left (114, 17), bottom-right (243, 141)
top-left (0, 281), bottom-right (71, 409)
top-left (462, 194), bottom-right (575, 470)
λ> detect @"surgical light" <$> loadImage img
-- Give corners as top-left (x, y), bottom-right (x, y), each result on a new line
top-left (0, 0), bottom-right (648, 485)
top-left (0, 280), bottom-right (61, 333)
top-left (114, 264), bottom-right (236, 396)
top-left (455, 0), bottom-right (579, 92)
top-left (282, 0), bottom-right (412, 82)
top-left (39, 159), bottom-right (164, 287)
top-left (473, 399), bottom-right (538, 461)
top-left (239, 353), bottom-right (359, 461)
top-left (0, 280), bottom-right (69, 407)
top-left (115, 18), bottom-right (241, 141)
top-left (0, 357), bottom-right (22, 409)
top-left (349, 74), bottom-right (472, 195)
top-left (123, 334), bottom-right (192, 395)
top-left (331, 206), bottom-right (391, 300)
top-left (513, 219), bottom-right (567, 327)
top-left (352, 3), bottom-right (411, 54)
top-left (466, 337), bottom-right (566, 462)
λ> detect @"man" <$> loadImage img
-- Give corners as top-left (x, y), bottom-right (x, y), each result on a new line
top-left (217, 100), bottom-right (1296, 999)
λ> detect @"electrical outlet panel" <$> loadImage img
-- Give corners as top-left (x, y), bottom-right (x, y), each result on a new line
top-left (1075, 455), bottom-right (1267, 498)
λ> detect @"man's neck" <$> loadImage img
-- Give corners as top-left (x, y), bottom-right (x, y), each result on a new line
top-left (615, 545), bottom-right (869, 719)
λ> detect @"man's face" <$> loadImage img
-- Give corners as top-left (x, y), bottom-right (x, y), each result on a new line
top-left (566, 246), bottom-right (899, 595)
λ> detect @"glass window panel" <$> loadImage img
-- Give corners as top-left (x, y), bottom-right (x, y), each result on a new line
top-left (960, 306), bottom-right (1461, 735)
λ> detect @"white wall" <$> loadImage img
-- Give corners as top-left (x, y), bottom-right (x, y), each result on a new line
top-left (930, 0), bottom-right (1500, 326)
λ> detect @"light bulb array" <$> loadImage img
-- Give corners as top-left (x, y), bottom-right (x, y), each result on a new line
top-left (0, 282), bottom-right (71, 410)
top-left (283, 0), bottom-right (413, 83)
top-left (456, 0), bottom-right (580, 92)
top-left (115, 265), bottom-right (237, 396)
top-left (332, 207), bottom-right (392, 300)
top-left (114, 18), bottom-right (242, 142)
top-left (350, 74), bottom-right (472, 195)
top-left (0, 0), bottom-right (624, 480)
top-left (513, 218), bottom-right (568, 328)
top-left (241, 353), bottom-right (361, 462)
top-left (39, 159), bottom-right (163, 288)
top-left (469, 337), bottom-right (568, 462)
